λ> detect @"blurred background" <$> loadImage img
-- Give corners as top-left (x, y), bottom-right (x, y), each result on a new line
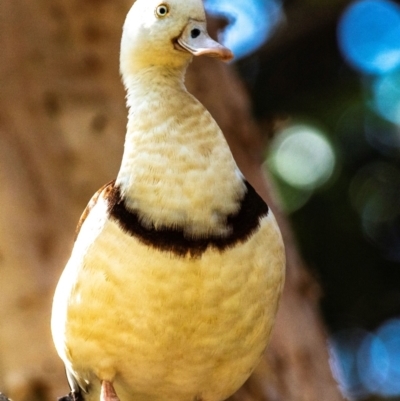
top-left (1, 0), bottom-right (400, 399)
top-left (205, 0), bottom-right (400, 399)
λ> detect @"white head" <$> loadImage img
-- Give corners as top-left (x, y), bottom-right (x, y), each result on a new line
top-left (120, 0), bottom-right (233, 78)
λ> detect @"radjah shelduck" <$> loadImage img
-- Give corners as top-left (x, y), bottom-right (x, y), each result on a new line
top-left (51, 0), bottom-right (285, 400)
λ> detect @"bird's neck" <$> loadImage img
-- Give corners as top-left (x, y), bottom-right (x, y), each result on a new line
top-left (116, 66), bottom-right (246, 237)
top-left (122, 66), bottom-right (188, 107)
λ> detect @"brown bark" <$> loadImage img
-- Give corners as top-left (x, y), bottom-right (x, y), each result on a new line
top-left (0, 1), bottom-right (344, 401)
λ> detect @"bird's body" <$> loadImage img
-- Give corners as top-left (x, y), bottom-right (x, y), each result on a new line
top-left (51, 1), bottom-right (285, 400)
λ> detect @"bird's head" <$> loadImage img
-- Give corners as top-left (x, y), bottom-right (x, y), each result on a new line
top-left (120, 0), bottom-right (233, 78)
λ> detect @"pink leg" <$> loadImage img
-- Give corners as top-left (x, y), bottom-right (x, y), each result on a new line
top-left (100, 381), bottom-right (120, 401)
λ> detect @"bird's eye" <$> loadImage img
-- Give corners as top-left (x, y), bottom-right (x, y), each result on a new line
top-left (155, 4), bottom-right (169, 18)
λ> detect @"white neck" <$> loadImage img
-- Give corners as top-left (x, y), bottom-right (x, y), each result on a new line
top-left (116, 66), bottom-right (245, 237)
top-left (122, 65), bottom-right (187, 103)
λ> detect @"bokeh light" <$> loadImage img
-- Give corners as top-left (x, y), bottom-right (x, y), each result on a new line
top-left (364, 110), bottom-right (400, 156)
top-left (349, 162), bottom-right (400, 261)
top-left (268, 124), bottom-right (336, 190)
top-left (204, 0), bottom-right (283, 59)
top-left (372, 70), bottom-right (400, 125)
top-left (330, 319), bottom-right (400, 399)
top-left (349, 162), bottom-right (400, 224)
top-left (376, 319), bottom-right (400, 396)
top-left (337, 0), bottom-right (400, 75)
top-left (329, 328), bottom-right (369, 399)
top-left (357, 332), bottom-right (388, 394)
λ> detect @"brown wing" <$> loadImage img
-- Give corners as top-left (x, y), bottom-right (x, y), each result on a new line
top-left (74, 180), bottom-right (116, 241)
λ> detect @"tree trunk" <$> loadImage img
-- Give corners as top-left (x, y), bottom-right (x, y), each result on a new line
top-left (0, 1), bottom-right (344, 401)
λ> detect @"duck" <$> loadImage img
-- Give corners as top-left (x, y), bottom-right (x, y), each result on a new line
top-left (51, 1), bottom-right (285, 401)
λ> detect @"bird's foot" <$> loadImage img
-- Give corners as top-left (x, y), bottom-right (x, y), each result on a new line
top-left (100, 381), bottom-right (120, 401)
top-left (58, 390), bottom-right (83, 401)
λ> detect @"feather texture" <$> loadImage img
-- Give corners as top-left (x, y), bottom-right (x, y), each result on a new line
top-left (51, 0), bottom-right (285, 400)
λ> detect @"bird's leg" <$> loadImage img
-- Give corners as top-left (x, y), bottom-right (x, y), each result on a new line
top-left (100, 381), bottom-right (120, 401)
top-left (58, 390), bottom-right (83, 401)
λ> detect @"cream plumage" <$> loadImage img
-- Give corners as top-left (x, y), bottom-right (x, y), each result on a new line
top-left (51, 1), bottom-right (285, 401)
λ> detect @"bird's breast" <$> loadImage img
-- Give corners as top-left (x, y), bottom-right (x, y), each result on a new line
top-left (52, 190), bottom-right (284, 401)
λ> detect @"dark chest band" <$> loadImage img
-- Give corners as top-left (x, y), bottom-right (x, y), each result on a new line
top-left (105, 180), bottom-right (269, 257)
